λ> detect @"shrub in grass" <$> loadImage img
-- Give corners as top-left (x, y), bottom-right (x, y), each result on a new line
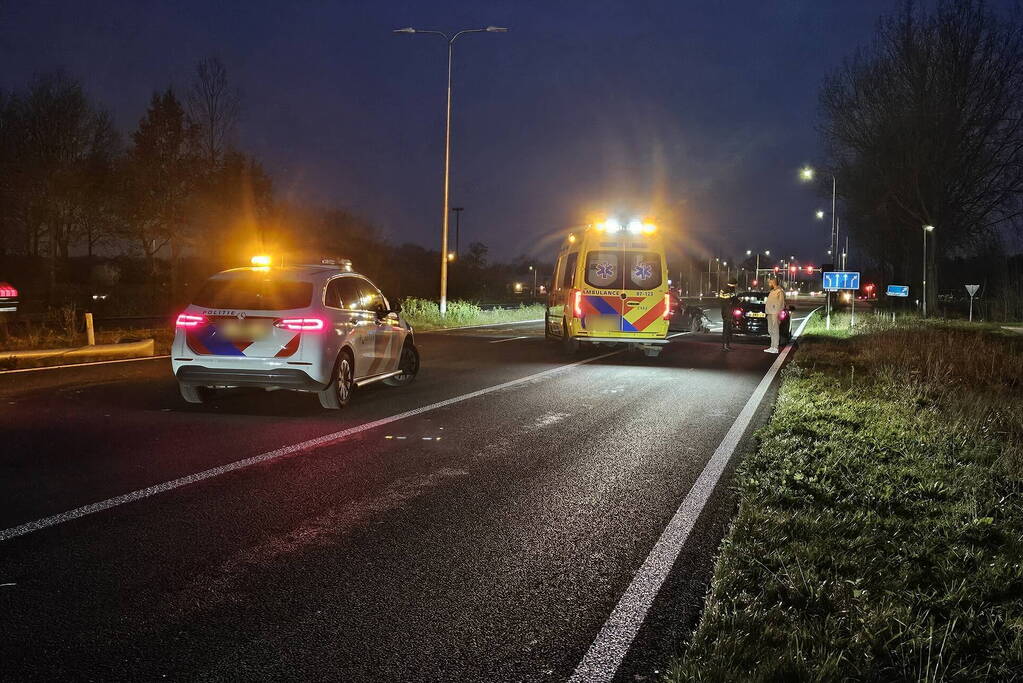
top-left (399, 297), bottom-right (545, 331)
top-left (667, 319), bottom-right (1023, 681)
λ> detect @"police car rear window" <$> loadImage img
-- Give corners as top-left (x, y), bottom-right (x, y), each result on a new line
top-left (193, 277), bottom-right (313, 310)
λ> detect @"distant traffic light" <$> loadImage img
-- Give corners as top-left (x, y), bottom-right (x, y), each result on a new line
top-left (789, 265), bottom-right (797, 274)
top-left (806, 265), bottom-right (814, 274)
top-left (773, 266), bottom-right (780, 273)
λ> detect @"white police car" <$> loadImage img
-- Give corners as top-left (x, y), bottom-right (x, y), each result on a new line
top-left (172, 258), bottom-right (419, 409)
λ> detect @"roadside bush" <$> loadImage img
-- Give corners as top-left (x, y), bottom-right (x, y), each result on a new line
top-left (400, 297), bottom-right (544, 331)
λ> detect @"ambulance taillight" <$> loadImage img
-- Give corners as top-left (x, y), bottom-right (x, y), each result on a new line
top-left (572, 290), bottom-right (583, 318)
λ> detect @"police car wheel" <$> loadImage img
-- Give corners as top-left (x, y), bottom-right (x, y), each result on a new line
top-left (179, 383), bottom-right (215, 404)
top-left (383, 342), bottom-right (420, 387)
top-left (319, 350), bottom-right (354, 410)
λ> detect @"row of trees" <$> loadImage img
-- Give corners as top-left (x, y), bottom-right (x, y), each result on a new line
top-left (819, 0), bottom-right (1023, 317)
top-left (0, 60), bottom-right (538, 312)
top-left (0, 58), bottom-right (271, 307)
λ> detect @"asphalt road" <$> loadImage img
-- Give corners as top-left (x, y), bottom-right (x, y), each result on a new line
top-left (0, 308), bottom-right (808, 682)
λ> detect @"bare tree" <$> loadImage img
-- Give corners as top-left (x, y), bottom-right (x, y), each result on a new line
top-left (187, 57), bottom-right (240, 165)
top-left (820, 0), bottom-right (1023, 312)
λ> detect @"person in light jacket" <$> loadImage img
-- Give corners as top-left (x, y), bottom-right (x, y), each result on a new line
top-left (765, 278), bottom-right (786, 354)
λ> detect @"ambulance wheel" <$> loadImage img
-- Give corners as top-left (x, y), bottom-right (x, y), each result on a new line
top-left (179, 383), bottom-right (215, 404)
top-left (384, 342), bottom-right (420, 387)
top-left (561, 322), bottom-right (580, 355)
top-left (319, 349), bottom-right (355, 410)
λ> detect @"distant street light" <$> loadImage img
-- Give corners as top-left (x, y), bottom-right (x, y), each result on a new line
top-left (528, 265), bottom-right (537, 298)
top-left (801, 164), bottom-right (838, 328)
top-left (394, 25), bottom-right (508, 316)
top-left (923, 225), bottom-right (935, 317)
top-left (815, 209), bottom-right (825, 220)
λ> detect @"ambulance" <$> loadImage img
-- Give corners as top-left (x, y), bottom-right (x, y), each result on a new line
top-left (545, 218), bottom-right (671, 357)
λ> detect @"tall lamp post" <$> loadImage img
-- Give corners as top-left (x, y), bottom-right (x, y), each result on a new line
top-left (528, 265), bottom-right (537, 299)
top-left (923, 225), bottom-right (935, 317)
top-left (802, 165), bottom-right (837, 328)
top-left (394, 25), bottom-right (508, 316)
top-left (746, 249), bottom-right (770, 288)
top-left (451, 206), bottom-right (464, 256)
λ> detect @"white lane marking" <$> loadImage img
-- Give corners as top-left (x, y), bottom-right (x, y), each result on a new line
top-left (569, 309), bottom-right (818, 683)
top-left (427, 318), bottom-right (543, 332)
top-left (488, 335), bottom-right (531, 344)
top-left (0, 349), bottom-right (621, 544)
top-left (0, 355), bottom-right (171, 375)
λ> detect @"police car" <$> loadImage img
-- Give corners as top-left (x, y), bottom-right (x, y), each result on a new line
top-left (172, 258), bottom-right (419, 409)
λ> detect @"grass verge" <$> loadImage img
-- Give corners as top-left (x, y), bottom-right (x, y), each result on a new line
top-left (400, 297), bottom-right (545, 331)
top-left (0, 327), bottom-right (172, 370)
top-left (667, 315), bottom-right (1023, 680)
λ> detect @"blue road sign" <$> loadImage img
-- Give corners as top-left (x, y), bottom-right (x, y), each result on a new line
top-left (887, 285), bottom-right (909, 297)
top-left (823, 271), bottom-right (860, 291)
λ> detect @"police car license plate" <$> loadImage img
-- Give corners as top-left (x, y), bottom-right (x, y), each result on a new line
top-left (220, 320), bottom-right (271, 340)
top-left (747, 311), bottom-right (766, 318)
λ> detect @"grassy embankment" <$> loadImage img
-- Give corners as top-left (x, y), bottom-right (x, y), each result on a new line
top-left (668, 314), bottom-right (1023, 681)
top-left (399, 297), bottom-right (545, 331)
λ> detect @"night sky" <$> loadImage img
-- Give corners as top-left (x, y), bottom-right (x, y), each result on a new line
top-left (4, 1), bottom-right (926, 265)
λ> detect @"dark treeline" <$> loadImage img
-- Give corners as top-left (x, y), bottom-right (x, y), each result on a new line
top-left (0, 59), bottom-right (543, 316)
top-left (819, 0), bottom-right (1023, 319)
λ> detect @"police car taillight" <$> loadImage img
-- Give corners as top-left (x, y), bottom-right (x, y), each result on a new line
top-left (274, 317), bottom-right (326, 331)
top-left (175, 313), bottom-right (205, 328)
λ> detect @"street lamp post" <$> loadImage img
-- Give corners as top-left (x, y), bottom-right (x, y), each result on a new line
top-left (394, 25), bottom-right (507, 316)
top-left (923, 225), bottom-right (935, 317)
top-left (451, 206), bottom-right (464, 256)
top-left (529, 265), bottom-right (537, 299)
top-left (802, 165), bottom-right (837, 328)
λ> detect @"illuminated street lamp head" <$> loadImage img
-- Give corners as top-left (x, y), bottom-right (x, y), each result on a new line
top-left (815, 210), bottom-right (825, 220)
top-left (746, 249), bottom-right (752, 256)
top-left (393, 27), bottom-right (416, 33)
top-left (799, 166), bottom-right (815, 182)
top-left (528, 265), bottom-right (533, 271)
top-left (765, 250), bottom-right (770, 256)
top-left (485, 26), bottom-right (509, 32)
top-left (447, 251), bottom-right (456, 261)
top-left (924, 224), bottom-right (935, 232)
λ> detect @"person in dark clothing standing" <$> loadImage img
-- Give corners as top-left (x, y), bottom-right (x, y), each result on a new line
top-left (719, 280), bottom-right (738, 351)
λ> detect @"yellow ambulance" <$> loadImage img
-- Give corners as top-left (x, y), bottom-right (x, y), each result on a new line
top-left (545, 218), bottom-right (671, 357)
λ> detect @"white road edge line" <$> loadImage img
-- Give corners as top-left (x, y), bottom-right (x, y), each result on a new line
top-left (488, 335), bottom-right (531, 344)
top-left (568, 308), bottom-right (819, 683)
top-left (0, 355), bottom-right (171, 375)
top-left (0, 349), bottom-right (622, 544)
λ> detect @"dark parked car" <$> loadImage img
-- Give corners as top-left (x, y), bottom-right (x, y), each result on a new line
top-left (729, 291), bottom-right (791, 341)
top-left (0, 282), bottom-right (18, 313)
